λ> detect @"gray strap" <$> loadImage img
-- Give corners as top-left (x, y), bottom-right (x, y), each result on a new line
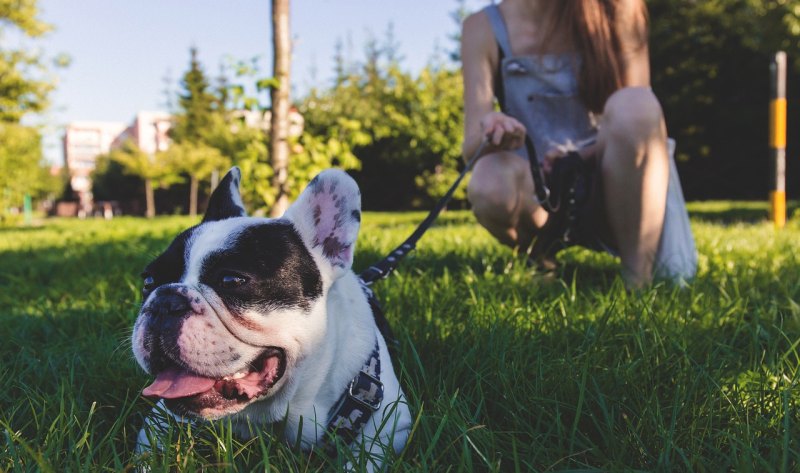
top-left (483, 4), bottom-right (512, 57)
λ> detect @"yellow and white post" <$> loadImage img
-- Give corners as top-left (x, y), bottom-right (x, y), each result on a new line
top-left (770, 51), bottom-right (787, 228)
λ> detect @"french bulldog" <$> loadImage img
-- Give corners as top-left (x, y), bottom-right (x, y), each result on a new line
top-left (132, 167), bottom-right (411, 469)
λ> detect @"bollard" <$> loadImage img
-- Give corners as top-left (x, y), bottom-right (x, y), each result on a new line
top-left (770, 51), bottom-right (787, 228)
top-left (23, 194), bottom-right (32, 225)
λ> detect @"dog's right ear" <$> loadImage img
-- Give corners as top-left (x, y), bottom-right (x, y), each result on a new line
top-left (283, 169), bottom-right (361, 280)
top-left (203, 167), bottom-right (247, 223)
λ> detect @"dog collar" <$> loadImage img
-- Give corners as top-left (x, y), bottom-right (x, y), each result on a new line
top-left (323, 339), bottom-right (384, 451)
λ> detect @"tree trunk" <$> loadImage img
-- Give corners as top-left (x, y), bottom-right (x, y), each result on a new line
top-left (269, 0), bottom-right (291, 217)
top-left (145, 178), bottom-right (155, 218)
top-left (189, 175), bottom-right (198, 217)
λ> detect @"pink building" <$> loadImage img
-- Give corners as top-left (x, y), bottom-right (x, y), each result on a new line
top-left (112, 111), bottom-right (173, 154)
top-left (63, 112), bottom-right (172, 213)
top-left (61, 109), bottom-right (302, 214)
top-left (63, 121), bottom-right (127, 211)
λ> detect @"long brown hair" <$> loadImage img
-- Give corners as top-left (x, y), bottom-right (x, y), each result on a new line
top-left (547, 0), bottom-right (648, 113)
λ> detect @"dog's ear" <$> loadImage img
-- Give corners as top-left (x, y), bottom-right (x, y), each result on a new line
top-left (283, 170), bottom-right (361, 278)
top-left (203, 167), bottom-right (247, 223)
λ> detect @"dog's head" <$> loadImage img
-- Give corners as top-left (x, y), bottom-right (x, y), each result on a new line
top-left (131, 168), bottom-right (361, 420)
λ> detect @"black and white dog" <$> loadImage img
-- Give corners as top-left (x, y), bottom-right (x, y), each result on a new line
top-left (132, 168), bottom-right (411, 468)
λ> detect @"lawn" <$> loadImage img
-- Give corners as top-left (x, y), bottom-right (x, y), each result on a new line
top-left (1, 202), bottom-right (799, 471)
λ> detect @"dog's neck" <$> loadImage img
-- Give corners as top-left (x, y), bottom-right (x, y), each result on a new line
top-left (231, 271), bottom-right (378, 447)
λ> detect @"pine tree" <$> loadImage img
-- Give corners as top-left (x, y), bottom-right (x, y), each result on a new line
top-left (171, 47), bottom-right (216, 145)
top-left (170, 47), bottom-right (227, 216)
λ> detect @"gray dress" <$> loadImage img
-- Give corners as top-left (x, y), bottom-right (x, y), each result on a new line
top-left (484, 4), bottom-right (697, 282)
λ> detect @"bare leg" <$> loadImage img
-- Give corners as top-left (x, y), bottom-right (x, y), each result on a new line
top-left (598, 87), bottom-right (669, 288)
top-left (467, 151), bottom-right (548, 250)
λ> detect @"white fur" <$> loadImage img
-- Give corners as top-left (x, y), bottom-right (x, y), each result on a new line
top-left (135, 169), bottom-right (411, 470)
top-left (183, 217), bottom-right (252, 285)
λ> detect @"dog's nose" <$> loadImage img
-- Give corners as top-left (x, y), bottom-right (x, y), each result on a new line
top-left (150, 292), bottom-right (191, 318)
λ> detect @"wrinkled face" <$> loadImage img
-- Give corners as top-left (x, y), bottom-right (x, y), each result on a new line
top-left (131, 168), bottom-right (361, 420)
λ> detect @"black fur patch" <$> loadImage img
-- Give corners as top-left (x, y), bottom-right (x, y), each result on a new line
top-left (142, 226), bottom-right (198, 297)
top-left (199, 221), bottom-right (323, 312)
top-left (203, 169), bottom-right (246, 223)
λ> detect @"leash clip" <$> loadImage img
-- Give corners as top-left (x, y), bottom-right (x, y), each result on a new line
top-left (534, 186), bottom-right (551, 207)
top-left (347, 370), bottom-right (383, 411)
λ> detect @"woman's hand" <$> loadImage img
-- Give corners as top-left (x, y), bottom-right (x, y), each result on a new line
top-left (480, 112), bottom-right (526, 151)
top-left (542, 142), bottom-right (599, 175)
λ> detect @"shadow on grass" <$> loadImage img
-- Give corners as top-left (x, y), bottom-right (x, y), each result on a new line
top-left (687, 200), bottom-right (800, 224)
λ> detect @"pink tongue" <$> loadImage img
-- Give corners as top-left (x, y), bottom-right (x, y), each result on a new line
top-left (142, 367), bottom-right (216, 399)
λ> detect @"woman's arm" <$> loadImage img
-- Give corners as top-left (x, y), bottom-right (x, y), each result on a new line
top-left (461, 11), bottom-right (526, 161)
top-left (618, 0), bottom-right (651, 87)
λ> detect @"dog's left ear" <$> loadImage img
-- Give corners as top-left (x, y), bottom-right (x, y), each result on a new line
top-left (203, 167), bottom-right (247, 223)
top-left (283, 170), bottom-right (361, 279)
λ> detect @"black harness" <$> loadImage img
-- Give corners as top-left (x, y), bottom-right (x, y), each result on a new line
top-left (323, 340), bottom-right (383, 452)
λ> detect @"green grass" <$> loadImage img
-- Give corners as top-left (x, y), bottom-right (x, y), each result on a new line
top-left (1, 202), bottom-right (799, 471)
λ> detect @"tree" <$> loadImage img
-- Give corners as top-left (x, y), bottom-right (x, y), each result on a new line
top-left (648, 0), bottom-right (800, 200)
top-left (0, 123), bottom-right (59, 218)
top-left (221, 56), bottom-right (363, 211)
top-left (269, 0), bottom-right (291, 217)
top-left (107, 141), bottom-right (179, 218)
top-left (170, 48), bottom-right (234, 214)
top-left (0, 0), bottom-right (53, 122)
top-left (161, 142), bottom-right (229, 216)
top-left (0, 0), bottom-right (60, 220)
top-left (300, 36), bottom-right (465, 210)
top-left (171, 47), bottom-right (217, 144)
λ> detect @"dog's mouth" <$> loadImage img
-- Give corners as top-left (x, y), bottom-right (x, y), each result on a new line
top-left (141, 348), bottom-right (286, 417)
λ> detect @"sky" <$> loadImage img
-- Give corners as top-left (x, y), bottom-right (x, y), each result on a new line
top-left (30, 0), bottom-right (489, 165)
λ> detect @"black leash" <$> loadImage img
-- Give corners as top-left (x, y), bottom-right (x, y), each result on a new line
top-left (524, 134), bottom-right (558, 213)
top-left (359, 139), bottom-right (489, 285)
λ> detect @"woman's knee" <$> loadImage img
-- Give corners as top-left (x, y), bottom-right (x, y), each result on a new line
top-left (468, 153), bottom-right (526, 223)
top-left (468, 178), bottom-right (516, 224)
top-left (602, 87), bottom-right (666, 141)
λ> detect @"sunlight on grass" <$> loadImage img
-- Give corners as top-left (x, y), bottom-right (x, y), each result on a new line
top-left (1, 206), bottom-right (799, 471)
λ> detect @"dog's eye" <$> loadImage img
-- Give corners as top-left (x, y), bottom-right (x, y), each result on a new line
top-left (142, 275), bottom-right (156, 293)
top-left (220, 274), bottom-right (248, 289)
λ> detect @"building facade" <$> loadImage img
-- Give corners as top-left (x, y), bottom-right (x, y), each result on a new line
top-left (62, 112), bottom-right (172, 213)
top-left (61, 109), bottom-right (302, 215)
top-left (62, 121), bottom-right (127, 212)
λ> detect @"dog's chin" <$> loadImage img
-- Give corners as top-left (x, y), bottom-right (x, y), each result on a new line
top-left (143, 348), bottom-right (287, 420)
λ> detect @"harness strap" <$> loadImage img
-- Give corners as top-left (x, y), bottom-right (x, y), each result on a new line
top-left (323, 340), bottom-right (383, 452)
top-left (360, 279), bottom-right (397, 349)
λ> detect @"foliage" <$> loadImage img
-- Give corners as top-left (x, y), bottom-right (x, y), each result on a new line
top-left (105, 140), bottom-right (181, 217)
top-left (301, 59), bottom-right (465, 210)
top-left (648, 0), bottom-right (800, 199)
top-left (2, 204), bottom-right (800, 470)
top-left (204, 111), bottom-right (272, 211)
top-left (160, 142), bottom-right (229, 183)
top-left (0, 0), bottom-right (59, 218)
top-left (169, 47), bottom-right (218, 145)
top-left (107, 141), bottom-right (179, 187)
top-left (219, 57), bottom-right (362, 213)
top-left (160, 141), bottom-right (229, 215)
top-left (0, 123), bottom-right (59, 216)
top-left (91, 153), bottom-right (143, 206)
top-left (0, 0), bottom-right (53, 122)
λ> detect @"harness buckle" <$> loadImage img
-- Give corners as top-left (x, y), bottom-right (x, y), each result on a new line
top-left (347, 370), bottom-right (383, 411)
